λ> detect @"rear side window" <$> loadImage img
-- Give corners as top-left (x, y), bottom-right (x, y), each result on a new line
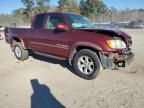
top-left (45, 14), bottom-right (65, 29)
top-left (34, 14), bottom-right (46, 29)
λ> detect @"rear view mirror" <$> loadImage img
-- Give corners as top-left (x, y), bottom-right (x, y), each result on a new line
top-left (56, 23), bottom-right (68, 31)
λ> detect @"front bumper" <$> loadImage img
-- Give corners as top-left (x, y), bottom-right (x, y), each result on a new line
top-left (100, 49), bottom-right (134, 69)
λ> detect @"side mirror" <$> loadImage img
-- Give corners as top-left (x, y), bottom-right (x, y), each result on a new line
top-left (56, 23), bottom-right (68, 31)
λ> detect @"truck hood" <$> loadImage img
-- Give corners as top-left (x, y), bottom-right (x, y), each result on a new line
top-left (78, 28), bottom-right (132, 47)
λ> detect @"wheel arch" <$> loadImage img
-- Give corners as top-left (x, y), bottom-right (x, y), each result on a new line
top-left (68, 42), bottom-right (102, 65)
top-left (11, 37), bottom-right (26, 50)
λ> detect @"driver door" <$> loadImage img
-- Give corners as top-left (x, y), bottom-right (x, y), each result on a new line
top-left (42, 13), bottom-right (70, 58)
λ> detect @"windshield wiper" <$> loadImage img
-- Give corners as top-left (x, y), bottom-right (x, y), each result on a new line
top-left (75, 26), bottom-right (87, 28)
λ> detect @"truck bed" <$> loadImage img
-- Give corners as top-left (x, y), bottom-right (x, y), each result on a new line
top-left (5, 27), bottom-right (32, 44)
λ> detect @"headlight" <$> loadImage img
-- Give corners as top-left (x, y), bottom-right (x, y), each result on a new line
top-left (107, 39), bottom-right (126, 49)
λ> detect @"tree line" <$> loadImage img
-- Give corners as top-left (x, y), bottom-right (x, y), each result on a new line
top-left (0, 0), bottom-right (144, 26)
top-left (19, 0), bottom-right (107, 21)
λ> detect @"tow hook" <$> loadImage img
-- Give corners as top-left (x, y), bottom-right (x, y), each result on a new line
top-left (117, 61), bottom-right (125, 67)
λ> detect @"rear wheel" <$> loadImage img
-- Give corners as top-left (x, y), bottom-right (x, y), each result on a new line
top-left (73, 49), bottom-right (100, 80)
top-left (13, 42), bottom-right (29, 61)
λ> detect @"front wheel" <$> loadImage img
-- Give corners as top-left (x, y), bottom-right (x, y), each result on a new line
top-left (73, 49), bottom-right (100, 80)
top-left (13, 42), bottom-right (29, 61)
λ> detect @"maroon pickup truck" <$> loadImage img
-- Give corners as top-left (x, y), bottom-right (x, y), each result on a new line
top-left (5, 12), bottom-right (134, 79)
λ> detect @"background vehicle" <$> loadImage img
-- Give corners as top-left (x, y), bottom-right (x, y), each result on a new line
top-left (0, 25), bottom-right (5, 39)
top-left (125, 20), bottom-right (144, 29)
top-left (4, 12), bottom-right (134, 80)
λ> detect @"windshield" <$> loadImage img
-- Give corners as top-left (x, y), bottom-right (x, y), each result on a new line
top-left (64, 13), bottom-right (94, 29)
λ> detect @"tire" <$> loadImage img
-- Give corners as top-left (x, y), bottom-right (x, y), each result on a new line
top-left (13, 42), bottom-right (29, 61)
top-left (73, 49), bottom-right (100, 80)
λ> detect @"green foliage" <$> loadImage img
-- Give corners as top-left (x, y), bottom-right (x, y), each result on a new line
top-left (35, 0), bottom-right (50, 12)
top-left (21, 0), bottom-right (50, 22)
top-left (21, 0), bottom-right (34, 10)
top-left (58, 0), bottom-right (80, 13)
top-left (69, 0), bottom-right (80, 13)
top-left (1, 0), bottom-right (144, 26)
top-left (96, 1), bottom-right (107, 14)
top-left (21, 0), bottom-right (35, 22)
top-left (79, 0), bottom-right (107, 17)
top-left (58, 0), bottom-right (70, 11)
top-left (79, 0), bottom-right (87, 16)
top-left (13, 8), bottom-right (24, 17)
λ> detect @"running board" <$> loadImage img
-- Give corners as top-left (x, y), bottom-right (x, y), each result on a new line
top-left (33, 51), bottom-right (67, 61)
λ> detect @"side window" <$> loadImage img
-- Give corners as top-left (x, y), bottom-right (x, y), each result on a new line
top-left (45, 14), bottom-right (65, 29)
top-left (34, 14), bottom-right (45, 29)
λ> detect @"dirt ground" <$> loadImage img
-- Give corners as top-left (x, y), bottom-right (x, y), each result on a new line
top-left (0, 29), bottom-right (144, 108)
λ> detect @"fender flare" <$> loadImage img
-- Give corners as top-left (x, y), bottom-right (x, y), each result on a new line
top-left (68, 42), bottom-right (102, 65)
top-left (11, 37), bottom-right (26, 50)
top-left (20, 38), bottom-right (26, 49)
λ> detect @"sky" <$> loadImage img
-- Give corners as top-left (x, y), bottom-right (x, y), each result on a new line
top-left (0, 0), bottom-right (144, 14)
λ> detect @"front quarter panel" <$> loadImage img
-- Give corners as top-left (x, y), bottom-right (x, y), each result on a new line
top-left (68, 42), bottom-right (102, 62)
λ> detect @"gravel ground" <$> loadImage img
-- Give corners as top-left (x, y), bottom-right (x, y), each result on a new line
top-left (0, 29), bottom-right (144, 108)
